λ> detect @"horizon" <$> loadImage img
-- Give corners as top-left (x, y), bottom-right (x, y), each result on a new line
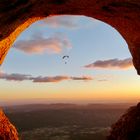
top-left (0, 98), bottom-right (137, 107)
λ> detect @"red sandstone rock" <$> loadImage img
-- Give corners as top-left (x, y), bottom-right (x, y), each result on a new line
top-left (107, 103), bottom-right (140, 140)
top-left (0, 108), bottom-right (18, 140)
top-left (0, 1), bottom-right (140, 139)
top-left (0, 0), bottom-right (140, 74)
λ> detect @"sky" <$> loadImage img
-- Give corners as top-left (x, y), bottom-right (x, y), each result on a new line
top-left (0, 15), bottom-right (140, 105)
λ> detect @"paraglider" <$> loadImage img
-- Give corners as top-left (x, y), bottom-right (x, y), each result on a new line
top-left (62, 55), bottom-right (69, 64)
top-left (62, 55), bottom-right (69, 59)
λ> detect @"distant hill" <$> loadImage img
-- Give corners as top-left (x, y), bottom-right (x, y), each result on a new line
top-left (3, 103), bottom-right (133, 132)
top-left (3, 103), bottom-right (133, 113)
top-left (1, 103), bottom-right (136, 140)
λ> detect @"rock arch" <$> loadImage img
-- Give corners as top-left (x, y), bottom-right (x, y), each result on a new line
top-left (0, 0), bottom-right (140, 74)
top-left (0, 1), bottom-right (140, 139)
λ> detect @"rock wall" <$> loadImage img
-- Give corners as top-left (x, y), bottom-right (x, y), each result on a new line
top-left (0, 0), bottom-right (140, 140)
top-left (0, 108), bottom-right (18, 140)
top-left (108, 103), bottom-right (140, 140)
top-left (0, 0), bottom-right (140, 74)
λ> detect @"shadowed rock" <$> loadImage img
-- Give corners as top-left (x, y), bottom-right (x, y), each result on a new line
top-left (108, 103), bottom-right (140, 140)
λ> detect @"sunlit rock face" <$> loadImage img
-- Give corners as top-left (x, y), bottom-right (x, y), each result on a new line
top-left (0, 108), bottom-right (18, 140)
top-left (0, 0), bottom-right (140, 74)
top-left (108, 103), bottom-right (140, 140)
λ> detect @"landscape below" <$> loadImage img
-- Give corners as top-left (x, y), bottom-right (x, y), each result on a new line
top-left (1, 103), bottom-right (137, 140)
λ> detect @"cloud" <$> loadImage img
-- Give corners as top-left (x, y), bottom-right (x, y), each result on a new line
top-left (0, 72), bottom-right (93, 83)
top-left (71, 76), bottom-right (93, 81)
top-left (30, 76), bottom-right (69, 83)
top-left (0, 72), bottom-right (30, 81)
top-left (97, 79), bottom-right (108, 82)
top-left (41, 16), bottom-right (80, 28)
top-left (13, 33), bottom-right (72, 54)
top-left (84, 58), bottom-right (133, 69)
top-left (39, 16), bottom-right (98, 29)
top-left (30, 75), bottom-right (93, 83)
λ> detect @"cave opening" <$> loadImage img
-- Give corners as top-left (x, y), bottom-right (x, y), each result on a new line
top-left (0, 0), bottom-right (140, 139)
top-left (0, 15), bottom-right (139, 140)
top-left (1, 15), bottom-right (137, 104)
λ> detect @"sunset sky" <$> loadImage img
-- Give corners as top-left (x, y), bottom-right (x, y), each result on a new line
top-left (0, 16), bottom-right (140, 105)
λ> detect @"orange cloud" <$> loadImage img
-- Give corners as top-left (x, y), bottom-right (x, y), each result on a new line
top-left (13, 33), bottom-right (72, 54)
top-left (84, 58), bottom-right (133, 69)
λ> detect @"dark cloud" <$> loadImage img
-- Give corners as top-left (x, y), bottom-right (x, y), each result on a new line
top-left (13, 33), bottom-right (72, 54)
top-left (84, 58), bottom-right (133, 69)
top-left (0, 72), bottom-right (93, 83)
top-left (30, 76), bottom-right (93, 83)
top-left (71, 76), bottom-right (93, 81)
top-left (30, 76), bottom-right (69, 83)
top-left (0, 73), bottom-right (30, 81)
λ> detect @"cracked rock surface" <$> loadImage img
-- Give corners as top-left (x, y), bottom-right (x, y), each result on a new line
top-left (0, 108), bottom-right (18, 140)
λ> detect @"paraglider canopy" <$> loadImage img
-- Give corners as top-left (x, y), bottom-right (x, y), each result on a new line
top-left (62, 55), bottom-right (69, 59)
top-left (62, 55), bottom-right (69, 64)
